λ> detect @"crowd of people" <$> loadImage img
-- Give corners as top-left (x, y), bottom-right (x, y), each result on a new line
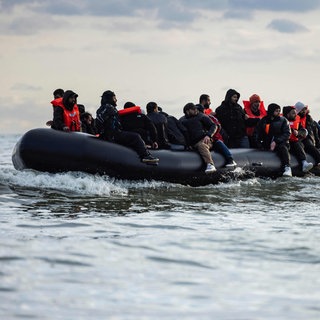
top-left (47, 88), bottom-right (320, 176)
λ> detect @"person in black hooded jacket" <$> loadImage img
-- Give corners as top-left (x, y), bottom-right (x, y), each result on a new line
top-left (254, 103), bottom-right (292, 177)
top-left (95, 90), bottom-right (159, 164)
top-left (215, 88), bottom-right (249, 148)
top-left (52, 90), bottom-right (81, 132)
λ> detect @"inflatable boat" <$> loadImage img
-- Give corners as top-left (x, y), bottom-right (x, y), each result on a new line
top-left (12, 128), bottom-right (319, 186)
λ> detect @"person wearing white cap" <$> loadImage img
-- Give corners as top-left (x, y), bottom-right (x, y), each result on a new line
top-left (294, 101), bottom-right (320, 167)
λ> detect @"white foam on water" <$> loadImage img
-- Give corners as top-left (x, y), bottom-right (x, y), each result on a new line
top-left (0, 168), bottom-right (128, 196)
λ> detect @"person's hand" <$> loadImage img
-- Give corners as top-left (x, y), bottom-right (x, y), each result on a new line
top-left (298, 128), bottom-right (308, 139)
top-left (203, 136), bottom-right (211, 145)
top-left (63, 126), bottom-right (70, 132)
top-left (152, 142), bottom-right (158, 149)
top-left (292, 129), bottom-right (298, 137)
top-left (270, 141), bottom-right (276, 151)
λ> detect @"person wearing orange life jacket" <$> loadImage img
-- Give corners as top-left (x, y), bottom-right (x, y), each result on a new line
top-left (196, 94), bottom-right (236, 167)
top-left (52, 90), bottom-right (81, 132)
top-left (243, 94), bottom-right (267, 148)
top-left (119, 101), bottom-right (158, 149)
top-left (282, 106), bottom-right (313, 173)
top-left (254, 103), bottom-right (292, 177)
top-left (295, 101), bottom-right (320, 166)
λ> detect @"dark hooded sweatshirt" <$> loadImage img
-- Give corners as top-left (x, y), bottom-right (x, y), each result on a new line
top-left (52, 90), bottom-right (78, 131)
top-left (254, 104), bottom-right (290, 150)
top-left (215, 89), bottom-right (246, 147)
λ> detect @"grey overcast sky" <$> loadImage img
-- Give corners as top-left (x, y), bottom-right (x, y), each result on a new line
top-left (1, 0), bottom-right (320, 133)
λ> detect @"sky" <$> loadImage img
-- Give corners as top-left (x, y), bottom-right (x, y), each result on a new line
top-left (1, 0), bottom-right (320, 134)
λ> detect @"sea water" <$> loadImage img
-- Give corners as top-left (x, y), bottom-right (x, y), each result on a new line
top-left (0, 134), bottom-right (319, 319)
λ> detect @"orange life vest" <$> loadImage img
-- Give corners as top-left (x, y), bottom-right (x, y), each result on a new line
top-left (243, 100), bottom-right (267, 136)
top-left (55, 100), bottom-right (81, 131)
top-left (299, 115), bottom-right (307, 129)
top-left (50, 97), bottom-right (63, 107)
top-left (288, 115), bottom-right (300, 142)
top-left (118, 106), bottom-right (142, 116)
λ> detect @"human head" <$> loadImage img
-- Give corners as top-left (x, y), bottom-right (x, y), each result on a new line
top-left (77, 104), bottom-right (85, 114)
top-left (225, 89), bottom-right (240, 105)
top-left (183, 102), bottom-right (198, 117)
top-left (249, 94), bottom-right (261, 112)
top-left (81, 112), bottom-right (93, 124)
top-left (124, 101), bottom-right (135, 109)
top-left (199, 94), bottom-right (211, 109)
top-left (196, 104), bottom-right (204, 113)
top-left (282, 106), bottom-right (296, 121)
top-left (294, 101), bottom-right (308, 116)
top-left (53, 88), bottom-right (64, 99)
top-left (267, 103), bottom-right (281, 117)
top-left (146, 102), bottom-right (158, 114)
top-left (101, 90), bottom-right (117, 106)
top-left (63, 90), bottom-right (78, 109)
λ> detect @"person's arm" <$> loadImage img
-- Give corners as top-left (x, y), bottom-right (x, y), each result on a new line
top-left (275, 118), bottom-right (291, 145)
top-left (52, 106), bottom-right (68, 131)
top-left (253, 119), bottom-right (264, 149)
top-left (245, 117), bottom-right (260, 127)
top-left (203, 116), bottom-right (217, 138)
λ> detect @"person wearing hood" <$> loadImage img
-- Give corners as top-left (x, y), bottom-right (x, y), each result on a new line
top-left (254, 103), bottom-right (292, 177)
top-left (294, 101), bottom-right (320, 166)
top-left (95, 90), bottom-right (159, 165)
top-left (51, 90), bottom-right (81, 132)
top-left (282, 106), bottom-right (313, 173)
top-left (215, 89), bottom-right (249, 148)
top-left (243, 94), bottom-right (267, 148)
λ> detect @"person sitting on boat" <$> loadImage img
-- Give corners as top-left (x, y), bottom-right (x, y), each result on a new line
top-left (46, 88), bottom-right (65, 127)
top-left (95, 90), bottom-right (159, 165)
top-left (215, 89), bottom-right (249, 148)
top-left (180, 103), bottom-right (220, 174)
top-left (282, 106), bottom-right (313, 173)
top-left (119, 102), bottom-right (158, 149)
top-left (294, 101), bottom-right (320, 167)
top-left (81, 112), bottom-right (97, 135)
top-left (51, 90), bottom-right (81, 132)
top-left (243, 94), bottom-right (267, 148)
top-left (196, 96), bottom-right (237, 168)
top-left (254, 103), bottom-right (292, 177)
top-left (197, 94), bottom-right (228, 144)
top-left (157, 107), bottom-right (188, 150)
top-left (146, 102), bottom-right (171, 149)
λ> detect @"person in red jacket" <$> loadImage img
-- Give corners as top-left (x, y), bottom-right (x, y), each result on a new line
top-left (52, 90), bottom-right (81, 132)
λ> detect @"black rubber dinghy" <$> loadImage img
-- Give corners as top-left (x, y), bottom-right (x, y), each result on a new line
top-left (12, 129), bottom-right (319, 186)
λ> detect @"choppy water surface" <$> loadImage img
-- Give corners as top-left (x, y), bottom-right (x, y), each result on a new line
top-left (1, 134), bottom-right (320, 319)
